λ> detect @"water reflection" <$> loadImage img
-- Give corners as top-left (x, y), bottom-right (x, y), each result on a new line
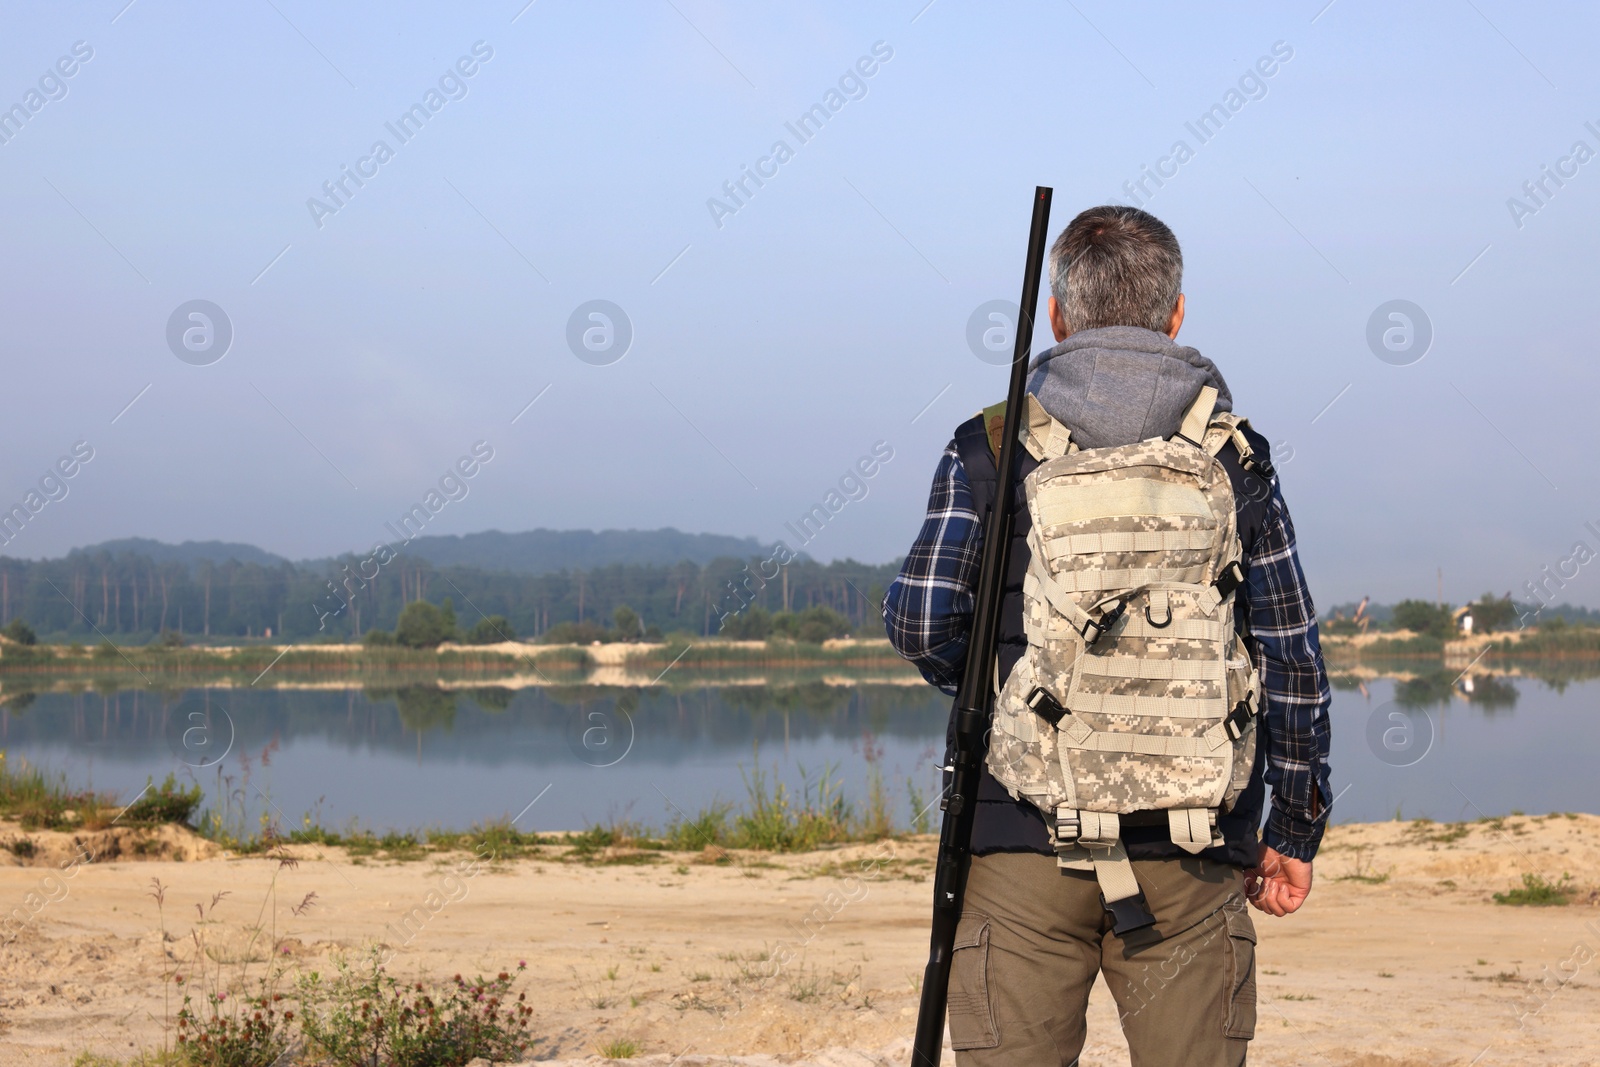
top-left (0, 668), bottom-right (1595, 831)
top-left (0, 683), bottom-right (950, 835)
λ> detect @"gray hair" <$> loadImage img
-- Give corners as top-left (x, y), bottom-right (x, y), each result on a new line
top-left (1049, 206), bottom-right (1183, 334)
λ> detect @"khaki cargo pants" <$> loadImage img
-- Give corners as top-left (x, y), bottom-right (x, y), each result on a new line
top-left (949, 851), bottom-right (1257, 1066)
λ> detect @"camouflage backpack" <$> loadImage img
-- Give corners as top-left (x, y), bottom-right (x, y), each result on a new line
top-left (986, 385), bottom-right (1265, 931)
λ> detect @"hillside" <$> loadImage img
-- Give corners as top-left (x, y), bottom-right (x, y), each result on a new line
top-left (52, 529), bottom-right (776, 576)
top-left (383, 527), bottom-right (775, 574)
top-left (64, 537), bottom-right (289, 568)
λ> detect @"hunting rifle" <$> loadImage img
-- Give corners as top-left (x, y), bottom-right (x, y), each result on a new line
top-left (910, 185), bottom-right (1052, 1066)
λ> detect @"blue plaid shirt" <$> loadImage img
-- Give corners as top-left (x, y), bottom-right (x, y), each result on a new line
top-left (884, 441), bottom-right (1334, 860)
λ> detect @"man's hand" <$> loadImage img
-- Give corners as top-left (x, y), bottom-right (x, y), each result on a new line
top-left (1245, 846), bottom-right (1312, 916)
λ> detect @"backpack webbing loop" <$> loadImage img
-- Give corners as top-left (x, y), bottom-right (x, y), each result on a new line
top-left (1168, 808), bottom-right (1220, 854)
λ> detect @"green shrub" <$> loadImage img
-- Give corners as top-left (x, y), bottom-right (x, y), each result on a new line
top-left (612, 605), bottom-right (641, 639)
top-left (464, 615), bottom-right (516, 644)
top-left (665, 803), bottom-right (731, 850)
top-left (395, 599), bottom-right (458, 648)
top-left (449, 816), bottom-right (547, 860)
top-left (736, 762), bottom-right (854, 851)
top-left (123, 773), bottom-right (203, 826)
top-left (296, 952), bottom-right (534, 1067)
top-left (1493, 872), bottom-right (1573, 906)
top-left (3, 619), bottom-right (37, 645)
top-left (1391, 599), bottom-right (1456, 638)
top-left (1467, 593), bottom-right (1517, 633)
top-left (0, 753), bottom-right (111, 829)
top-left (176, 987), bottom-right (292, 1066)
top-left (719, 607), bottom-right (773, 640)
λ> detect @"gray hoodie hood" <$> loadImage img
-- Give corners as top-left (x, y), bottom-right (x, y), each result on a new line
top-left (1025, 326), bottom-right (1232, 451)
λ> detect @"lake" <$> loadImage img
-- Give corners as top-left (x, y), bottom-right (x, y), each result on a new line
top-left (1, 671), bottom-right (1596, 835)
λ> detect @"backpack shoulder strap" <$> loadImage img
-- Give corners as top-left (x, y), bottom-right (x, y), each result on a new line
top-left (1202, 410), bottom-right (1240, 458)
top-left (954, 406), bottom-right (1001, 475)
top-left (1023, 394), bottom-right (1075, 461)
top-left (953, 407), bottom-right (1000, 519)
top-left (963, 397), bottom-right (1077, 467)
top-left (1173, 386), bottom-right (1219, 448)
top-left (979, 401), bottom-right (1007, 463)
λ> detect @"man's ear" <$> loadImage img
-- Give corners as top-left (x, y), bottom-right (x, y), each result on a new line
top-left (1048, 296), bottom-right (1070, 342)
top-left (1166, 294), bottom-right (1186, 339)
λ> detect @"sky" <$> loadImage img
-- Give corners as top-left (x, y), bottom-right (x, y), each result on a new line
top-left (0, 0), bottom-right (1597, 611)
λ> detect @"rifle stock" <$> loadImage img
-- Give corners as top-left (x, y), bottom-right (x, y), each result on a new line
top-left (910, 186), bottom-right (1052, 1066)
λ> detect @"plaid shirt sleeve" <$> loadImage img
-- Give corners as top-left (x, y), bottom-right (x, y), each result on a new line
top-left (1245, 478), bottom-right (1334, 862)
top-left (882, 443), bottom-right (982, 695)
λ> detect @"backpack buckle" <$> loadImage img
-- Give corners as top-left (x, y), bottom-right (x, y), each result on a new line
top-left (1223, 698), bottom-right (1256, 741)
top-left (1027, 687), bottom-right (1070, 728)
top-left (1212, 561), bottom-right (1246, 601)
top-left (1102, 891), bottom-right (1157, 935)
top-left (1242, 454), bottom-right (1276, 480)
top-left (1080, 598), bottom-right (1126, 647)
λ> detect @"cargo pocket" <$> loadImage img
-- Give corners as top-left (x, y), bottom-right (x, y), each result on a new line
top-left (1222, 902), bottom-right (1257, 1040)
top-left (947, 912), bottom-right (999, 1050)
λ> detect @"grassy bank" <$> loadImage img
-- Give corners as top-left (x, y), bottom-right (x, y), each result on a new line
top-left (218, 755), bottom-right (924, 862)
top-left (1488, 626), bottom-right (1600, 657)
top-left (0, 754), bottom-right (202, 833)
top-left (1324, 633), bottom-right (1446, 657)
top-left (0, 641), bottom-right (593, 686)
top-left (3, 738), bottom-right (925, 863)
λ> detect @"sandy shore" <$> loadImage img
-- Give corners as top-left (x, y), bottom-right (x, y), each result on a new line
top-left (2, 814), bottom-right (1598, 1066)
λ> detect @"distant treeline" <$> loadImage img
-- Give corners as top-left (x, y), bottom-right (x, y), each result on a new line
top-left (1323, 596), bottom-right (1600, 635)
top-left (0, 548), bottom-right (900, 643)
top-left (1318, 601), bottom-right (1600, 627)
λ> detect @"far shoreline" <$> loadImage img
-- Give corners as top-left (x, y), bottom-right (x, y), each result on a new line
top-left (3, 629), bottom-right (1600, 693)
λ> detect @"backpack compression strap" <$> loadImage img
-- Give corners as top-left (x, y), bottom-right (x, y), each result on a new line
top-left (1054, 808), bottom-right (1155, 934)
